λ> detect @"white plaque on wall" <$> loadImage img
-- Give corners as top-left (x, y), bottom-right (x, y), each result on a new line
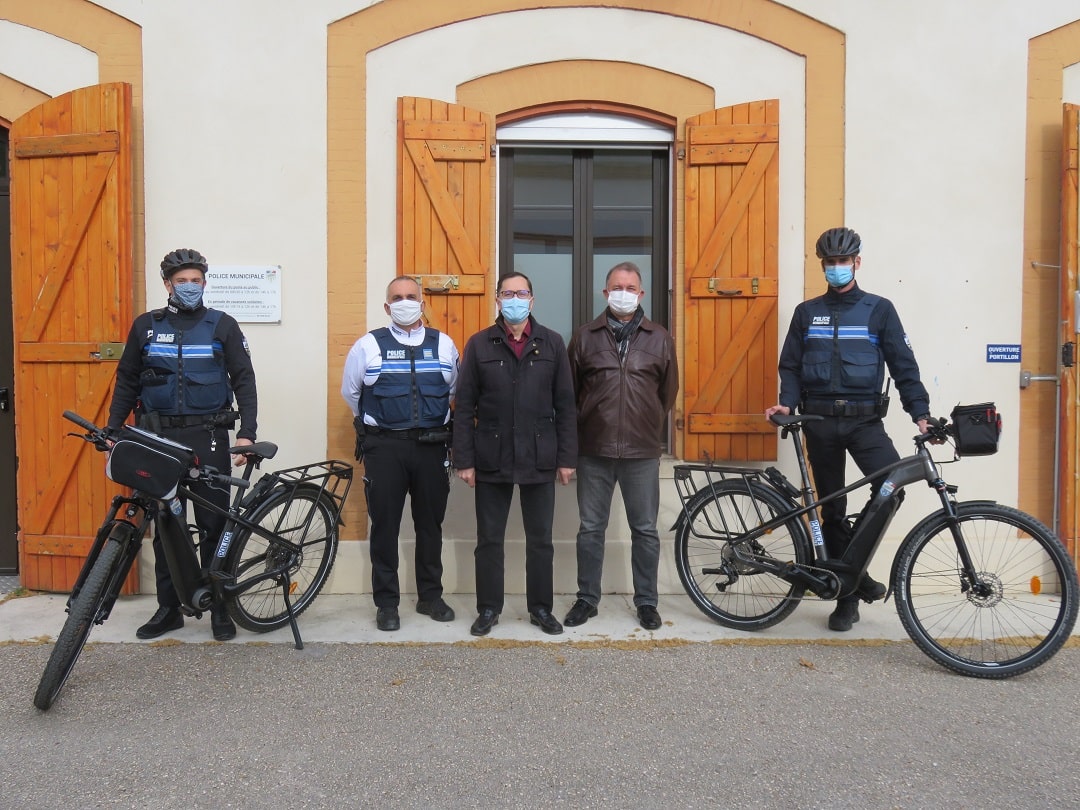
top-left (202, 265), bottom-right (282, 323)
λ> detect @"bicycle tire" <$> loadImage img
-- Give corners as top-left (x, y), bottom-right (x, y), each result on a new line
top-left (675, 479), bottom-right (813, 629)
top-left (33, 524), bottom-right (133, 710)
top-left (226, 484), bottom-right (339, 632)
top-left (893, 503), bottom-right (1079, 678)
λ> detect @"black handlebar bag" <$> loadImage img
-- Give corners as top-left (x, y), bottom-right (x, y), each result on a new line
top-left (105, 425), bottom-right (196, 499)
top-left (949, 402), bottom-right (1002, 456)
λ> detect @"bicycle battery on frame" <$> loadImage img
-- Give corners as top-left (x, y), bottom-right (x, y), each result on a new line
top-left (839, 454), bottom-right (936, 575)
top-left (154, 509), bottom-right (208, 611)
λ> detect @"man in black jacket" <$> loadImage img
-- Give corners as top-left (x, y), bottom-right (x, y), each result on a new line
top-left (453, 272), bottom-right (577, 637)
top-left (108, 248), bottom-right (257, 641)
top-left (766, 228), bottom-right (930, 632)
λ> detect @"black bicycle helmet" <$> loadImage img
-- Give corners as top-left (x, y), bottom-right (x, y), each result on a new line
top-left (160, 248), bottom-right (208, 279)
top-left (815, 227), bottom-right (861, 259)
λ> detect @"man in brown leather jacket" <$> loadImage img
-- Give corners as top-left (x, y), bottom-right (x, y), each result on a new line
top-left (564, 261), bottom-right (679, 630)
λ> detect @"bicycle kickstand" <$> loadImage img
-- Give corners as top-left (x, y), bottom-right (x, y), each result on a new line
top-left (279, 576), bottom-right (305, 650)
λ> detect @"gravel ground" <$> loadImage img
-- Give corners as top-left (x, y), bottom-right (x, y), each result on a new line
top-left (2, 641), bottom-right (1078, 808)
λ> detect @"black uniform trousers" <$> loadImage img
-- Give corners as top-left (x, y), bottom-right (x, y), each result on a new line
top-left (152, 423), bottom-right (231, 609)
top-left (802, 415), bottom-right (900, 558)
top-left (362, 432), bottom-right (450, 608)
top-left (474, 481), bottom-right (555, 615)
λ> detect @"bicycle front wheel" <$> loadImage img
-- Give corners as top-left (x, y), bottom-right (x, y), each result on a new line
top-left (894, 503), bottom-right (1079, 678)
top-left (33, 523), bottom-right (134, 710)
top-left (226, 484), bottom-right (339, 632)
top-left (675, 479), bottom-right (812, 630)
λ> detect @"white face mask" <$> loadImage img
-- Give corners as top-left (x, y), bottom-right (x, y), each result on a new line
top-left (388, 299), bottom-right (422, 326)
top-left (606, 289), bottom-right (640, 316)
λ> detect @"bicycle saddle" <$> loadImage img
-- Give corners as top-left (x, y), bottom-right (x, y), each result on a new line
top-left (230, 441), bottom-right (278, 461)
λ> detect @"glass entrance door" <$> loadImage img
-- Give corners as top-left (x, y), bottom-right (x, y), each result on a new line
top-left (498, 147), bottom-right (670, 342)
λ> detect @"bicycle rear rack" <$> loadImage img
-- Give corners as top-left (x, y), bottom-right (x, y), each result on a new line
top-left (250, 460), bottom-right (353, 649)
top-left (672, 463), bottom-right (802, 539)
top-left (266, 459), bottom-right (353, 528)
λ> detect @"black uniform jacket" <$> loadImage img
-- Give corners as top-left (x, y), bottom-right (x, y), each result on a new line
top-left (453, 316), bottom-right (577, 485)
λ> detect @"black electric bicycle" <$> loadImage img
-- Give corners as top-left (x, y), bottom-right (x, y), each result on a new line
top-left (673, 410), bottom-right (1079, 678)
top-left (33, 411), bottom-right (353, 710)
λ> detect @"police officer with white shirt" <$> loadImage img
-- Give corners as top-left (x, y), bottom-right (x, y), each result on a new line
top-left (341, 277), bottom-right (460, 631)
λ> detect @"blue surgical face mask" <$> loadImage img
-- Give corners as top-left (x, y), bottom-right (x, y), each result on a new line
top-left (824, 264), bottom-right (854, 288)
top-left (170, 280), bottom-right (204, 310)
top-left (499, 297), bottom-right (531, 325)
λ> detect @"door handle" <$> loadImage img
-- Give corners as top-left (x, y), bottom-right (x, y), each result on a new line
top-left (0, 387), bottom-right (9, 413)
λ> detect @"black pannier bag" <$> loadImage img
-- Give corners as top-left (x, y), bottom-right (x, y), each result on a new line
top-left (105, 425), bottom-right (196, 498)
top-left (949, 402), bottom-right (1001, 457)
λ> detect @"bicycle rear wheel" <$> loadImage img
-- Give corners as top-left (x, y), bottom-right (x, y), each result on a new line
top-left (226, 484), bottom-right (339, 632)
top-left (894, 503), bottom-right (1079, 678)
top-left (674, 479), bottom-right (812, 630)
top-left (33, 523), bottom-right (134, 710)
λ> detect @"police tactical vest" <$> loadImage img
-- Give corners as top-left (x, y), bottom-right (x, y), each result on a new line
top-left (360, 327), bottom-right (450, 429)
top-left (800, 293), bottom-right (884, 397)
top-left (139, 309), bottom-right (232, 415)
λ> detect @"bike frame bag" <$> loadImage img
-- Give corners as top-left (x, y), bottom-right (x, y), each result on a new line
top-left (949, 402), bottom-right (1001, 456)
top-left (105, 425), bottom-right (196, 499)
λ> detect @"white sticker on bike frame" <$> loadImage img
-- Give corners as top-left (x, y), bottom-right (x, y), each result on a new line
top-left (810, 519), bottom-right (825, 547)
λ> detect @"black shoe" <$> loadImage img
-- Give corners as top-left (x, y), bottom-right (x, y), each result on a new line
top-left (416, 597), bottom-right (455, 622)
top-left (136, 606), bottom-right (184, 640)
top-left (211, 608), bottom-right (236, 641)
top-left (470, 608), bottom-right (500, 636)
top-left (828, 597), bottom-right (860, 632)
top-left (637, 604), bottom-right (662, 630)
top-left (855, 574), bottom-right (886, 602)
top-left (529, 607), bottom-right (564, 635)
top-left (376, 606), bottom-right (400, 632)
top-left (564, 599), bottom-right (598, 627)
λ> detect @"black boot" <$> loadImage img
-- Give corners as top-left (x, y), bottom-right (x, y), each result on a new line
top-left (136, 606), bottom-right (184, 640)
top-left (211, 606), bottom-right (236, 641)
top-left (827, 597), bottom-right (860, 632)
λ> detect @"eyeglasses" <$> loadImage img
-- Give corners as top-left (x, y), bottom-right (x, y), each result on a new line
top-left (498, 289), bottom-right (532, 300)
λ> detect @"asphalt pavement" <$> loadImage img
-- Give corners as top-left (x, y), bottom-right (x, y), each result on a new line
top-left (2, 591), bottom-right (1078, 808)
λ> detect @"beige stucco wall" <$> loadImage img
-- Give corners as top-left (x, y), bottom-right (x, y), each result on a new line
top-left (4, 0), bottom-right (1080, 597)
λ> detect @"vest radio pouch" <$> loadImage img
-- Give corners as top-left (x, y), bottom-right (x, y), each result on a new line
top-left (353, 415), bottom-right (366, 461)
top-left (877, 379), bottom-right (891, 418)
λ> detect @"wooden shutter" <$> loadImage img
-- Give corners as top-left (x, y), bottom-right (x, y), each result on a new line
top-left (1059, 103), bottom-right (1079, 562)
top-left (683, 100), bottom-right (780, 462)
top-left (11, 83), bottom-right (135, 592)
top-left (398, 97), bottom-right (492, 352)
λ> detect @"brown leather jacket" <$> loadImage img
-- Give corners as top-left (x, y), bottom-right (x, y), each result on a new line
top-left (567, 311), bottom-right (678, 459)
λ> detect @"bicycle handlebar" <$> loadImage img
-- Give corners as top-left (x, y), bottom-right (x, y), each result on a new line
top-left (62, 410), bottom-right (100, 433)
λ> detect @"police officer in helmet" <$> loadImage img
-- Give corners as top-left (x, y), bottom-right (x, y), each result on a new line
top-left (766, 228), bottom-right (930, 631)
top-left (107, 248), bottom-right (258, 641)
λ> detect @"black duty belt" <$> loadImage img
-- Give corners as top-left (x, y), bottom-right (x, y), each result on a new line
top-left (801, 399), bottom-right (880, 417)
top-left (157, 412), bottom-right (236, 428)
top-left (366, 426), bottom-right (424, 440)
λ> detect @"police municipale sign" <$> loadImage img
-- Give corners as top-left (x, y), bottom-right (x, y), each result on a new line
top-left (202, 265), bottom-right (282, 323)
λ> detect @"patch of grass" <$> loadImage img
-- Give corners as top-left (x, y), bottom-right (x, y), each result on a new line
top-left (0, 586), bottom-right (32, 605)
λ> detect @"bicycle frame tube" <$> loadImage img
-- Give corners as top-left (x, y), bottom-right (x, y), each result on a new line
top-left (733, 451), bottom-right (938, 555)
top-left (840, 454), bottom-right (935, 571)
top-left (174, 477), bottom-right (313, 605)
